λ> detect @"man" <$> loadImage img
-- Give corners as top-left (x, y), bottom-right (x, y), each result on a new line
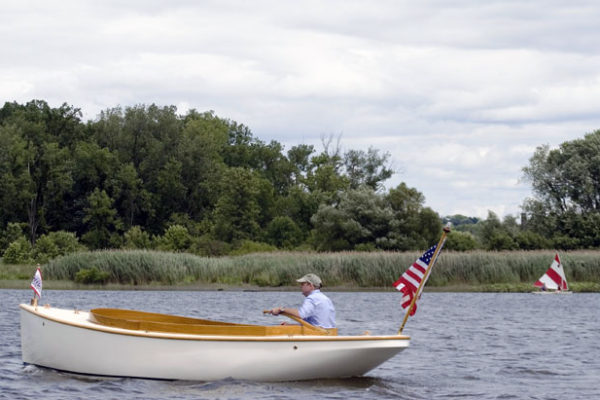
top-left (269, 273), bottom-right (336, 329)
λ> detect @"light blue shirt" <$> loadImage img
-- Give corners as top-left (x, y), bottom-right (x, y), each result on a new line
top-left (298, 289), bottom-right (336, 329)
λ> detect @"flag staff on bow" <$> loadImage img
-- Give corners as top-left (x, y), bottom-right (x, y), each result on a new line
top-left (398, 224), bottom-right (451, 334)
top-left (30, 265), bottom-right (43, 308)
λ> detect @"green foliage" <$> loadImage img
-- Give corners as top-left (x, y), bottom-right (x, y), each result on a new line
top-left (75, 266), bottom-right (110, 284)
top-left (41, 249), bottom-right (600, 290)
top-left (264, 216), bottom-right (303, 249)
top-left (311, 186), bottom-right (391, 251)
top-left (521, 130), bottom-right (600, 246)
top-left (32, 235), bottom-right (59, 263)
top-left (0, 222), bottom-right (27, 254)
top-left (9, 100), bottom-right (600, 254)
top-left (3, 237), bottom-right (33, 264)
top-left (189, 235), bottom-right (231, 257)
top-left (156, 225), bottom-right (192, 252)
top-left (230, 240), bottom-right (278, 255)
top-left (82, 188), bottom-right (122, 249)
top-left (2, 230), bottom-right (83, 264)
top-left (212, 168), bottom-right (262, 242)
top-left (344, 147), bottom-right (392, 190)
top-left (124, 226), bottom-right (152, 249)
top-left (487, 232), bottom-right (518, 251)
top-left (514, 231), bottom-right (551, 250)
top-left (445, 231), bottom-right (479, 251)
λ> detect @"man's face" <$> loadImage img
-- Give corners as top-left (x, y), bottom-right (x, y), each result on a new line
top-left (300, 281), bottom-right (314, 296)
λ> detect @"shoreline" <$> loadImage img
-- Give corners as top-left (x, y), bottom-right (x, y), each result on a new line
top-left (2, 279), bottom-right (598, 292)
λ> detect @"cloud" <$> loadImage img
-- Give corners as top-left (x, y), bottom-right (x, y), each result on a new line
top-left (2, 0), bottom-right (600, 218)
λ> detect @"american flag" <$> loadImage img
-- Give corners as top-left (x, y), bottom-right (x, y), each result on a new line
top-left (30, 267), bottom-right (42, 298)
top-left (393, 245), bottom-right (438, 316)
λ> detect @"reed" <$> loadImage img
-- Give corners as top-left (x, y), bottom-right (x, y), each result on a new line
top-left (41, 249), bottom-right (600, 289)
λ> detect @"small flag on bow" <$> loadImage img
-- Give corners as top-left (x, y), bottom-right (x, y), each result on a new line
top-left (30, 267), bottom-right (43, 298)
top-left (393, 245), bottom-right (438, 316)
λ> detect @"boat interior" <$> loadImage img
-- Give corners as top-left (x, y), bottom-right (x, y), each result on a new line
top-left (89, 308), bottom-right (338, 336)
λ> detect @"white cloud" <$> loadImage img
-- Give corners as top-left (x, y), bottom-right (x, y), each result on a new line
top-left (2, 0), bottom-right (600, 218)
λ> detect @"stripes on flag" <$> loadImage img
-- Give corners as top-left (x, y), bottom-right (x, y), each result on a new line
top-left (393, 245), bottom-right (437, 316)
top-left (30, 267), bottom-right (43, 298)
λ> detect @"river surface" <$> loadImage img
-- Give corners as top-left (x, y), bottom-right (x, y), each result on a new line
top-left (1, 289), bottom-right (598, 399)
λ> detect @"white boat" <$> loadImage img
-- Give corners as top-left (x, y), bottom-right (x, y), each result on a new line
top-left (20, 303), bottom-right (410, 381)
top-left (532, 253), bottom-right (572, 295)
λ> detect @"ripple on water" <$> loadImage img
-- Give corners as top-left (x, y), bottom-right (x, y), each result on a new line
top-left (2, 290), bottom-right (600, 400)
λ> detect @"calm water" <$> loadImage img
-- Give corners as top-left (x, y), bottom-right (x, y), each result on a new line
top-left (1, 289), bottom-right (598, 400)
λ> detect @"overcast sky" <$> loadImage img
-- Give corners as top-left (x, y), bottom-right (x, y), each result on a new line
top-left (3, 1), bottom-right (600, 219)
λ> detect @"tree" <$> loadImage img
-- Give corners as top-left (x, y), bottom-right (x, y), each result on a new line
top-left (385, 183), bottom-right (441, 250)
top-left (264, 216), bottom-right (303, 249)
top-left (0, 125), bottom-right (32, 230)
top-left (522, 130), bottom-right (600, 247)
top-left (445, 231), bottom-right (479, 251)
top-left (212, 168), bottom-right (261, 242)
top-left (178, 113), bottom-right (228, 221)
top-left (0, 100), bottom-right (81, 244)
top-left (82, 189), bottom-right (122, 249)
top-left (344, 147), bottom-right (393, 191)
top-left (311, 186), bottom-right (393, 251)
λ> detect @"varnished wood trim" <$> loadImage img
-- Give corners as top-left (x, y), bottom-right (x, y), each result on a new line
top-left (20, 304), bottom-right (410, 342)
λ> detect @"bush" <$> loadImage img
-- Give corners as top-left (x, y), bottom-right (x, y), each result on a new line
top-left (445, 231), bottom-right (479, 251)
top-left (32, 235), bottom-right (59, 264)
top-left (75, 266), bottom-right (110, 284)
top-left (264, 216), bottom-right (303, 249)
top-left (3, 237), bottom-right (33, 264)
top-left (190, 235), bottom-right (231, 257)
top-left (514, 231), bottom-right (551, 250)
top-left (32, 231), bottom-right (85, 263)
top-left (0, 222), bottom-right (28, 255)
top-left (124, 226), bottom-right (152, 249)
top-left (487, 232), bottom-right (518, 251)
top-left (552, 234), bottom-right (580, 250)
top-left (155, 225), bottom-right (191, 252)
top-left (230, 240), bottom-right (277, 255)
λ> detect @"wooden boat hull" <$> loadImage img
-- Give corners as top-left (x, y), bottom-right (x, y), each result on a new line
top-left (20, 304), bottom-right (409, 381)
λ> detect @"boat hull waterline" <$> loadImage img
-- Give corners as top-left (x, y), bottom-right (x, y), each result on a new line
top-left (20, 304), bottom-right (410, 381)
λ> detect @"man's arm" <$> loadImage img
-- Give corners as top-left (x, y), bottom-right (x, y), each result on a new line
top-left (269, 307), bottom-right (300, 318)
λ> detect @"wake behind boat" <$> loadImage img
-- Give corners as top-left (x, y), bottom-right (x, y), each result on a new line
top-left (532, 253), bottom-right (572, 295)
top-left (20, 303), bottom-right (409, 381)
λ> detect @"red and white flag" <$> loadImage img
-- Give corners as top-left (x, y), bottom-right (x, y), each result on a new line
top-left (534, 253), bottom-right (568, 291)
top-left (30, 267), bottom-right (43, 298)
top-left (393, 245), bottom-right (438, 316)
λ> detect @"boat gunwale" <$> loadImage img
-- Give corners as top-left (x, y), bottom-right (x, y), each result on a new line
top-left (20, 304), bottom-right (410, 342)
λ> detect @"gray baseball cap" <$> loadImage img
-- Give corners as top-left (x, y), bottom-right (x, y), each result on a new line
top-left (296, 273), bottom-right (322, 287)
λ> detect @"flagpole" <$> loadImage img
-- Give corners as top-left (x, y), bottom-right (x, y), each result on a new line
top-left (398, 224), bottom-right (451, 335)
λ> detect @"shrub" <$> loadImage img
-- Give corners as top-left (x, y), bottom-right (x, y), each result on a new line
top-left (0, 222), bottom-right (28, 255)
top-left (3, 237), bottom-right (33, 264)
top-left (190, 235), bottom-right (231, 257)
top-left (155, 225), bottom-right (191, 252)
top-left (75, 266), bottom-right (110, 284)
top-left (487, 232), bottom-right (518, 251)
top-left (514, 231), bottom-right (551, 250)
top-left (264, 216), bottom-right (303, 249)
top-left (230, 240), bottom-right (277, 255)
top-left (445, 231), bottom-right (479, 251)
top-left (124, 226), bottom-right (152, 249)
top-left (32, 231), bottom-right (85, 263)
top-left (32, 235), bottom-right (59, 264)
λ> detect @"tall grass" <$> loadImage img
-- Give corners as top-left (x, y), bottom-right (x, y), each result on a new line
top-left (42, 249), bottom-right (600, 289)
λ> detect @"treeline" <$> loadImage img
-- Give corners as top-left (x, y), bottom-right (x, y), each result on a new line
top-left (2, 100), bottom-right (600, 264)
top-left (0, 100), bottom-right (440, 263)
